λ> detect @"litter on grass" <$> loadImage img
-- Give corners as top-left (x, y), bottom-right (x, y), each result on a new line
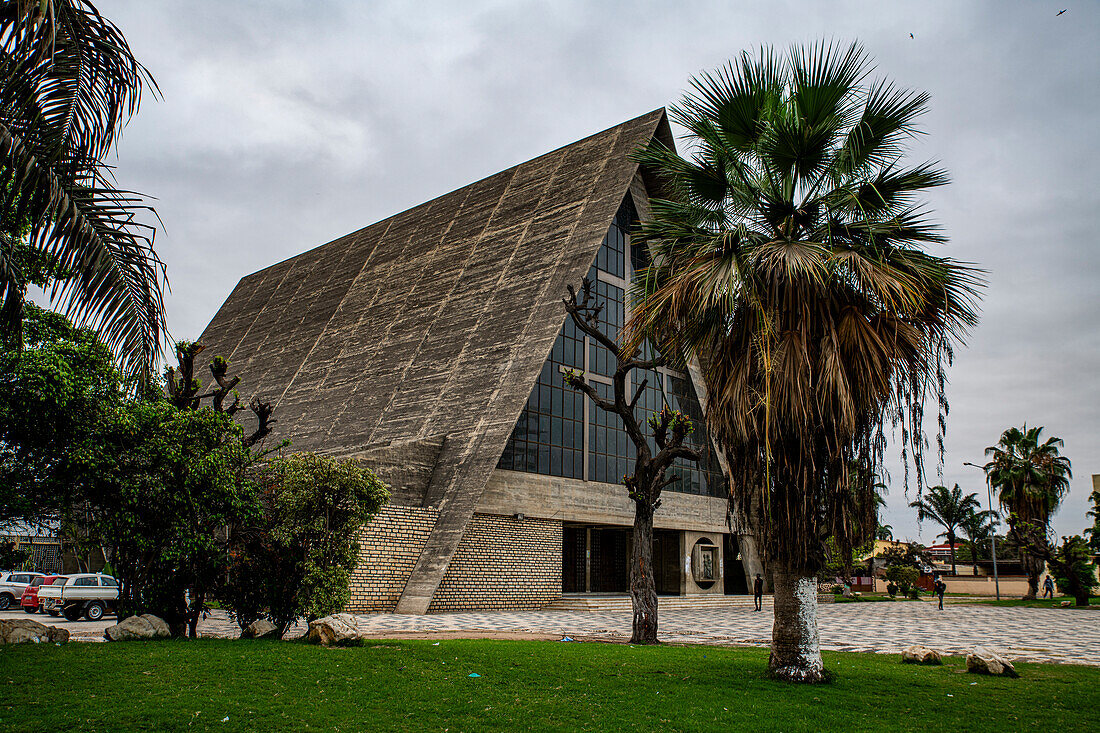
top-left (469, 673), bottom-right (481, 678)
top-left (559, 636), bottom-right (574, 642)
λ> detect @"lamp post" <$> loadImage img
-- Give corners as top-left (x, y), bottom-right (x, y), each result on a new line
top-left (963, 461), bottom-right (1000, 601)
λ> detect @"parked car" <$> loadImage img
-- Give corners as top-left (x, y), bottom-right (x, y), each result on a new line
top-left (38, 573), bottom-right (119, 621)
top-left (35, 575), bottom-right (67, 617)
top-left (20, 574), bottom-right (63, 613)
top-left (0, 571), bottom-right (45, 611)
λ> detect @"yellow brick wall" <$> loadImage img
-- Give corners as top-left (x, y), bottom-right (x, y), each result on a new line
top-left (348, 505), bottom-right (440, 613)
top-left (428, 513), bottom-right (562, 612)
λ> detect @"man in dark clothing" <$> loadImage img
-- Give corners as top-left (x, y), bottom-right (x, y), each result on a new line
top-left (1042, 575), bottom-right (1055, 599)
top-left (753, 573), bottom-right (764, 611)
top-left (934, 576), bottom-right (947, 610)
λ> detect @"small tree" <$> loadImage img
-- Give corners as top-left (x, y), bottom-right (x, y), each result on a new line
top-left (221, 453), bottom-right (388, 637)
top-left (79, 400), bottom-right (261, 635)
top-left (561, 278), bottom-right (701, 644)
top-left (0, 303), bottom-right (123, 524)
top-left (1012, 520), bottom-right (1098, 607)
top-left (76, 342), bottom-right (276, 636)
top-left (885, 565), bottom-right (919, 596)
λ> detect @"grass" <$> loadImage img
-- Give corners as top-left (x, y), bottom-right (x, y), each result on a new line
top-left (2, 639), bottom-right (1099, 732)
top-left (962, 597), bottom-right (1099, 609)
top-left (833, 593), bottom-right (922, 603)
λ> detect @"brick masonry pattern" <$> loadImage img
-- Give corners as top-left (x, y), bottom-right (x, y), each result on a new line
top-left (349, 508), bottom-right (562, 613)
top-left (349, 505), bottom-right (440, 613)
top-left (429, 514), bottom-right (562, 612)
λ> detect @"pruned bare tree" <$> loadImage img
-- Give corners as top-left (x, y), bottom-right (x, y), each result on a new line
top-left (562, 277), bottom-right (701, 644)
top-left (165, 340), bottom-right (274, 447)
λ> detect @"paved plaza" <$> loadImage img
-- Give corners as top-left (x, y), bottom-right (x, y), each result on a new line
top-left (10, 601), bottom-right (1098, 666)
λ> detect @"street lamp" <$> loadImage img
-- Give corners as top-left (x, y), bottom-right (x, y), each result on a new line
top-left (963, 461), bottom-right (1000, 601)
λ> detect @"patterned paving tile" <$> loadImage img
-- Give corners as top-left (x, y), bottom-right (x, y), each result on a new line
top-left (186, 602), bottom-right (1100, 666)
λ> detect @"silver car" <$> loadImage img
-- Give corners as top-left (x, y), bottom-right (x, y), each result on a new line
top-left (0, 571), bottom-right (45, 610)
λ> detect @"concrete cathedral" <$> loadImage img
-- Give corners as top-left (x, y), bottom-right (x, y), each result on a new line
top-left (198, 109), bottom-right (764, 614)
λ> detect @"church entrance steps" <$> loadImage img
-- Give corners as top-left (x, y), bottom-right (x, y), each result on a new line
top-left (543, 593), bottom-right (759, 612)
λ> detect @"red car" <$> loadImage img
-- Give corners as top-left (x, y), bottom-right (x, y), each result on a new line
top-left (20, 575), bottom-right (62, 614)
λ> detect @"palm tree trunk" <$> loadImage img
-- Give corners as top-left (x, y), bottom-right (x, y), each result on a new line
top-left (948, 532), bottom-right (957, 576)
top-left (1022, 552), bottom-right (1041, 600)
top-left (629, 502), bottom-right (658, 644)
top-left (769, 563), bottom-right (825, 682)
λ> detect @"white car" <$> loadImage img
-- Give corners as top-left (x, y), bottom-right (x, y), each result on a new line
top-left (0, 571), bottom-right (45, 611)
top-left (38, 573), bottom-right (119, 621)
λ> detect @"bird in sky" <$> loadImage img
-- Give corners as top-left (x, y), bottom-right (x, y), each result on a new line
top-left (1057, 9), bottom-right (1067, 15)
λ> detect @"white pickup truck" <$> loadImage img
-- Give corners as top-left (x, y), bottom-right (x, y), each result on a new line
top-left (37, 573), bottom-right (119, 621)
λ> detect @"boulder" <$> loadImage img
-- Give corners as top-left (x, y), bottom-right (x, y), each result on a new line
top-left (104, 614), bottom-right (171, 641)
top-left (308, 613), bottom-right (362, 646)
top-left (242, 619), bottom-right (279, 639)
top-left (966, 647), bottom-right (1019, 678)
top-left (0, 618), bottom-right (69, 645)
top-left (901, 645), bottom-right (942, 665)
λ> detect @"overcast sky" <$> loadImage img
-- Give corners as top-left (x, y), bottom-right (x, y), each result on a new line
top-left (86, 1), bottom-right (1098, 541)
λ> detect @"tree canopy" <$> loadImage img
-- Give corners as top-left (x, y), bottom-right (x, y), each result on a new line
top-left (626, 41), bottom-right (982, 681)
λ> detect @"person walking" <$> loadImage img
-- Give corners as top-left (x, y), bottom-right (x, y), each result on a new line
top-left (934, 576), bottom-right (947, 610)
top-left (753, 573), bottom-right (764, 611)
top-left (1042, 575), bottom-right (1055, 599)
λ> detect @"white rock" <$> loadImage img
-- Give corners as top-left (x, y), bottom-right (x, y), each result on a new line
top-left (104, 614), bottom-right (171, 641)
top-left (308, 613), bottom-right (362, 646)
top-left (901, 645), bottom-right (942, 665)
top-left (966, 647), bottom-right (1019, 678)
top-left (0, 618), bottom-right (69, 645)
top-left (242, 619), bottom-right (279, 639)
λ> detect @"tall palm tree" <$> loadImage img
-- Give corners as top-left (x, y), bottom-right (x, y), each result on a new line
top-left (627, 42), bottom-right (982, 682)
top-left (983, 425), bottom-right (1072, 598)
top-left (909, 484), bottom-right (981, 576)
top-left (876, 524), bottom-right (893, 541)
top-left (958, 508), bottom-right (997, 576)
top-left (0, 0), bottom-right (166, 381)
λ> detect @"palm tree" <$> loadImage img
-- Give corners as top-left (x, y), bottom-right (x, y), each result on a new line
top-left (0, 1), bottom-right (166, 381)
top-left (627, 42), bottom-right (982, 682)
top-left (983, 425), bottom-right (1072, 598)
top-left (909, 484), bottom-right (982, 576)
top-left (958, 508), bottom-right (997, 576)
top-left (876, 524), bottom-right (893, 541)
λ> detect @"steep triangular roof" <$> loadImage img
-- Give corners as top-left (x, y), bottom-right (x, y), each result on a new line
top-left (198, 109), bottom-right (672, 612)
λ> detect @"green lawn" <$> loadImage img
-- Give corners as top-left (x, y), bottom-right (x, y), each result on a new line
top-left (962, 597), bottom-right (1099, 609)
top-left (2, 639), bottom-right (1098, 732)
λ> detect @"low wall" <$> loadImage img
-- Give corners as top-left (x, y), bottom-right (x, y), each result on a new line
top-left (944, 576), bottom-right (1031, 597)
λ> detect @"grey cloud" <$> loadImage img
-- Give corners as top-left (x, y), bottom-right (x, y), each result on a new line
top-left (89, 0), bottom-right (1099, 539)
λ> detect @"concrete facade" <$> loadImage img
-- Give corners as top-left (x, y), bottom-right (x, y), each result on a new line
top-left (199, 110), bottom-right (764, 614)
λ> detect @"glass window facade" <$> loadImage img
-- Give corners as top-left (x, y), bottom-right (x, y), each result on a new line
top-left (498, 194), bottom-right (725, 498)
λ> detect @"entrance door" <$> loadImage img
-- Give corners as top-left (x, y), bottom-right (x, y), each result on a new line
top-left (562, 527), bottom-right (586, 592)
top-left (724, 534), bottom-right (748, 594)
top-left (653, 530), bottom-right (681, 595)
top-left (589, 528), bottom-right (628, 592)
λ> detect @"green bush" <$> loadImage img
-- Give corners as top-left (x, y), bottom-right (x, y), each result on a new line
top-left (886, 582), bottom-right (898, 597)
top-left (907, 587), bottom-right (920, 600)
top-left (220, 453), bottom-right (389, 637)
top-left (831, 584), bottom-right (844, 595)
top-left (885, 565), bottom-right (919, 595)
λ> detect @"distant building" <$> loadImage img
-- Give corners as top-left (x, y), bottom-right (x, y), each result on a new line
top-left (927, 542), bottom-right (965, 563)
top-left (198, 110), bottom-right (765, 614)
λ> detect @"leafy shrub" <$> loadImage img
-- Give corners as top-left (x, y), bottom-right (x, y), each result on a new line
top-left (831, 584), bottom-right (844, 595)
top-left (220, 453), bottom-right (389, 637)
top-left (885, 565), bottom-right (919, 594)
top-left (886, 582), bottom-right (898, 598)
top-left (907, 587), bottom-right (920, 600)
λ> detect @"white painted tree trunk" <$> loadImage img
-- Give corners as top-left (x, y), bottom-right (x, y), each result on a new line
top-left (769, 566), bottom-right (825, 682)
